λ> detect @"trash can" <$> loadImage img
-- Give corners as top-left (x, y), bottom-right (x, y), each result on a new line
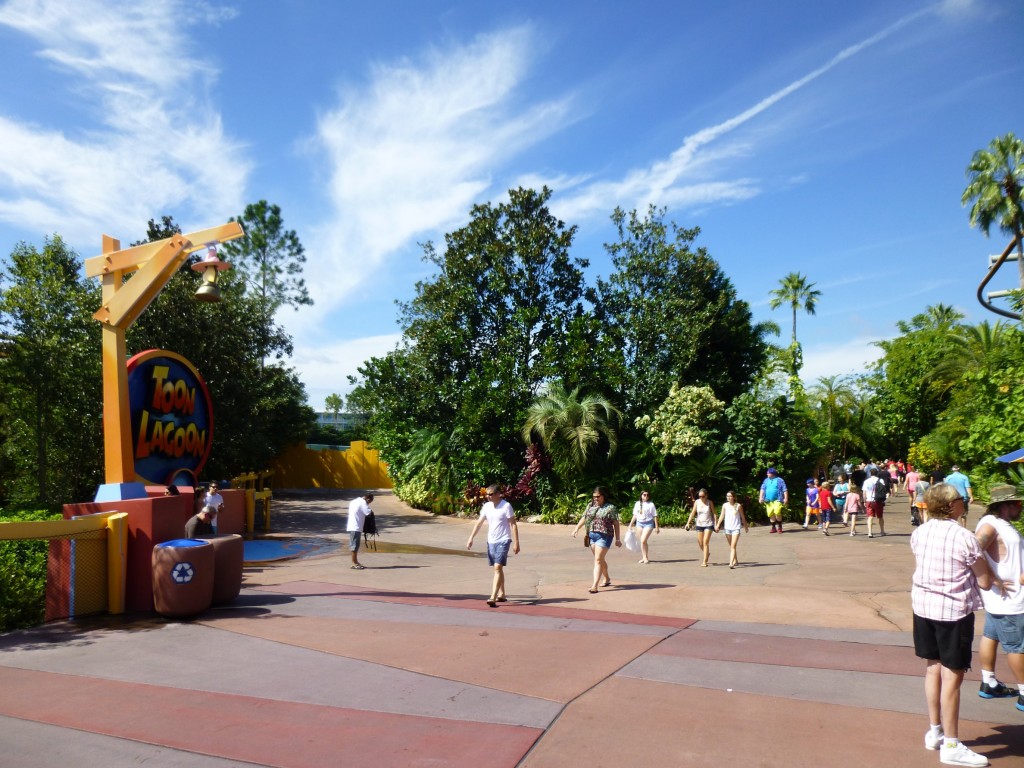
top-left (152, 538), bottom-right (214, 618)
top-left (198, 534), bottom-right (244, 604)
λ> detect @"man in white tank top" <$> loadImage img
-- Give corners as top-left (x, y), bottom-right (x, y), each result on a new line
top-left (974, 484), bottom-right (1024, 710)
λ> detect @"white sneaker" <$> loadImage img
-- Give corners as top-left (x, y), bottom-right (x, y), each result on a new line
top-left (940, 742), bottom-right (989, 766)
top-left (924, 728), bottom-right (943, 750)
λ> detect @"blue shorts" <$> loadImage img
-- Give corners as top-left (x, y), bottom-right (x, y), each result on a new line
top-left (348, 531), bottom-right (362, 551)
top-left (724, 528), bottom-right (742, 536)
top-left (589, 531), bottom-right (613, 549)
top-left (638, 521), bottom-right (656, 530)
top-left (487, 539), bottom-right (511, 566)
top-left (984, 611), bottom-right (1024, 654)
top-left (695, 525), bottom-right (714, 532)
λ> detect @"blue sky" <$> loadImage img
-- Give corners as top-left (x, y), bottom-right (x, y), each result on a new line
top-left (1, 0), bottom-right (1021, 412)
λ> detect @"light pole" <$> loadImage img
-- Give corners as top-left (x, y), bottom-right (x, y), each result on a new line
top-left (85, 222), bottom-right (243, 500)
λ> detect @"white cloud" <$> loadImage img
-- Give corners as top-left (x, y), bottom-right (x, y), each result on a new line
top-left (296, 26), bottom-right (574, 336)
top-left (0, 0), bottom-right (248, 247)
top-left (291, 332), bottom-right (403, 410)
top-left (554, 8), bottom-right (929, 224)
top-left (800, 335), bottom-right (887, 383)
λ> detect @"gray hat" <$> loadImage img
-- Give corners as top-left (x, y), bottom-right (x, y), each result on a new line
top-left (988, 484), bottom-right (1021, 505)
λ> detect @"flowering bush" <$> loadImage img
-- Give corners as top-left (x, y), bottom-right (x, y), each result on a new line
top-left (636, 384), bottom-right (724, 457)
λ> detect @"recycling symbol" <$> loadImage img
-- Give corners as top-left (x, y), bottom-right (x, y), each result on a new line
top-left (171, 562), bottom-right (195, 584)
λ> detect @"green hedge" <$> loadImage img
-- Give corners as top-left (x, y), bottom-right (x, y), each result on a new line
top-left (0, 508), bottom-right (63, 632)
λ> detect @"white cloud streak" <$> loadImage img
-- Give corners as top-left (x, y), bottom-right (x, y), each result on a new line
top-left (0, 0), bottom-right (248, 247)
top-left (299, 26), bottom-right (573, 333)
top-left (554, 7), bottom-right (930, 224)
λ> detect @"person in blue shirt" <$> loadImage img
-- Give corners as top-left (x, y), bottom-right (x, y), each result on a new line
top-left (759, 467), bottom-right (789, 534)
top-left (944, 465), bottom-right (975, 527)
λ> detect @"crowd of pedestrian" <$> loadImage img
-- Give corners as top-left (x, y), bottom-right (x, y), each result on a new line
top-left (336, 453), bottom-right (1022, 768)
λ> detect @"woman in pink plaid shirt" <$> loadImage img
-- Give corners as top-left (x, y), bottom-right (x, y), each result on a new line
top-left (910, 482), bottom-right (995, 767)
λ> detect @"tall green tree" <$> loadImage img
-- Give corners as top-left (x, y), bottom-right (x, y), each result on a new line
top-left (808, 375), bottom-right (860, 461)
top-left (962, 132), bottom-right (1024, 286)
top-left (324, 393), bottom-right (344, 418)
top-left (350, 187), bottom-right (593, 498)
top-left (867, 305), bottom-right (966, 460)
top-left (0, 237), bottom-right (102, 504)
top-left (769, 271), bottom-right (821, 347)
top-left (221, 200), bottom-right (312, 321)
top-left (594, 206), bottom-right (772, 416)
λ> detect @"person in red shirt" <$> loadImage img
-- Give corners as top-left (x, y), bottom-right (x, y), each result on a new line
top-left (819, 481), bottom-right (836, 536)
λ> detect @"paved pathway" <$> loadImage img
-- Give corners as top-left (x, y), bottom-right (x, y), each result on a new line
top-left (2, 490), bottom-right (1022, 767)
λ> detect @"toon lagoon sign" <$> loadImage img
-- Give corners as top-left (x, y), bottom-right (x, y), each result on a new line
top-left (127, 350), bottom-right (214, 485)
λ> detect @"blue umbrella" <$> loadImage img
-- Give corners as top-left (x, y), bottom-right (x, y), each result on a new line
top-left (996, 447), bottom-right (1024, 463)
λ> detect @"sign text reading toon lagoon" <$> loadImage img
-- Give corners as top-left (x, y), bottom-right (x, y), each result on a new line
top-left (127, 350), bottom-right (214, 485)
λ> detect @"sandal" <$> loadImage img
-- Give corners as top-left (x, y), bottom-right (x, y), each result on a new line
top-left (588, 589), bottom-right (598, 594)
top-left (496, 597), bottom-right (507, 602)
top-left (486, 599), bottom-right (497, 607)
top-left (351, 564), bottom-right (365, 570)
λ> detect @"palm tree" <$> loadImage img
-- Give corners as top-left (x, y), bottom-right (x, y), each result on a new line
top-left (522, 382), bottom-right (622, 483)
top-left (768, 272), bottom-right (822, 347)
top-left (962, 132), bottom-right (1024, 287)
top-left (810, 375), bottom-right (856, 435)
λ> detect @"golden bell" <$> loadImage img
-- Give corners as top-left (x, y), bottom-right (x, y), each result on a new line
top-left (191, 244), bottom-right (231, 303)
top-left (194, 274), bottom-right (222, 302)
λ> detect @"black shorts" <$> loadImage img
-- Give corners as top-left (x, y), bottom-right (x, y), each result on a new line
top-left (913, 612), bottom-right (975, 671)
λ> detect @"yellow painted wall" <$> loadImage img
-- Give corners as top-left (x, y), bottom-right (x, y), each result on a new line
top-left (269, 440), bottom-right (392, 489)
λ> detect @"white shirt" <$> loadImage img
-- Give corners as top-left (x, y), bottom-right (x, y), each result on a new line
top-left (479, 499), bottom-right (515, 544)
top-left (721, 502), bottom-right (743, 530)
top-left (632, 500), bottom-right (657, 524)
top-left (347, 497), bottom-right (371, 532)
top-left (976, 514), bottom-right (1024, 616)
top-left (204, 491), bottom-right (224, 510)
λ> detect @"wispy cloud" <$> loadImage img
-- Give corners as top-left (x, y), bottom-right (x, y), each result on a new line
top-left (292, 333), bottom-right (403, 409)
top-left (300, 25), bottom-right (574, 332)
top-left (0, 0), bottom-right (247, 247)
top-left (554, 7), bottom-right (931, 224)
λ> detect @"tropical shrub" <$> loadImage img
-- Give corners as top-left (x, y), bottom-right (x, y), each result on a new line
top-left (0, 507), bottom-right (62, 631)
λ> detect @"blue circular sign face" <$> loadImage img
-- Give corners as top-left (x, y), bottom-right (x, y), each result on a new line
top-left (127, 350), bottom-right (214, 485)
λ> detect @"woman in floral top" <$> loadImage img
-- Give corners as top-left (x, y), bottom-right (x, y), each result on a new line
top-left (572, 486), bottom-right (622, 593)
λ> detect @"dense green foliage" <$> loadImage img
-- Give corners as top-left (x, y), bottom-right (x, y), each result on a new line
top-left (352, 141), bottom-right (1024, 525)
top-left (0, 508), bottom-right (62, 632)
top-left (0, 237), bottom-right (103, 504)
top-left (0, 208), bottom-right (315, 507)
top-left (350, 193), bottom-right (778, 519)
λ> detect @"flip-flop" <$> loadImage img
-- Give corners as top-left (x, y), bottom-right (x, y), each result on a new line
top-left (351, 564), bottom-right (365, 570)
top-left (486, 599), bottom-right (497, 607)
top-left (496, 597), bottom-right (507, 602)
top-left (588, 589), bottom-right (598, 594)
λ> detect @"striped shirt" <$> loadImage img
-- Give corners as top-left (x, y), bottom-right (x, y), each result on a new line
top-left (911, 518), bottom-right (982, 621)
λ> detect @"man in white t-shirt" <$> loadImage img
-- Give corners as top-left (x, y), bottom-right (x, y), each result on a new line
top-left (975, 484), bottom-right (1024, 710)
top-left (346, 493), bottom-right (374, 569)
top-left (203, 482), bottom-right (224, 533)
top-left (466, 485), bottom-right (520, 607)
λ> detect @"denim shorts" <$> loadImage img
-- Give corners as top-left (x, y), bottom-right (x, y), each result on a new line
top-left (695, 525), bottom-right (714, 532)
top-left (487, 539), bottom-right (511, 566)
top-left (589, 531), bottom-right (613, 549)
top-left (348, 531), bottom-right (362, 552)
top-left (984, 611), bottom-right (1024, 654)
top-left (638, 521), bottom-right (656, 530)
top-left (724, 527), bottom-right (742, 536)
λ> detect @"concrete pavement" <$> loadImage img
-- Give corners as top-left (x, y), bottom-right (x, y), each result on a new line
top-left (1, 489), bottom-right (1022, 767)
